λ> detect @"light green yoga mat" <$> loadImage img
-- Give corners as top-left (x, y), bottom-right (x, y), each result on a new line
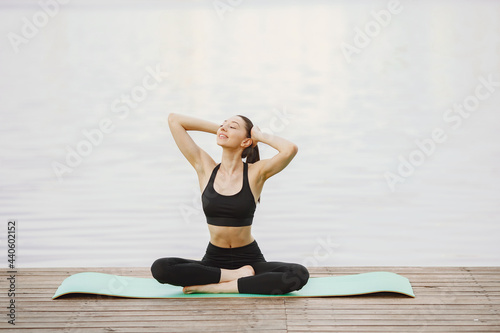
top-left (52, 271), bottom-right (414, 299)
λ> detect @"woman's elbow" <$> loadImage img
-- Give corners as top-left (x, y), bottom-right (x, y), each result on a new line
top-left (290, 143), bottom-right (298, 157)
top-left (167, 113), bottom-right (177, 123)
top-left (168, 113), bottom-right (181, 127)
top-left (286, 143), bottom-right (298, 160)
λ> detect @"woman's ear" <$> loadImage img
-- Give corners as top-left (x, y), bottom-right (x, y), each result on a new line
top-left (241, 138), bottom-right (253, 148)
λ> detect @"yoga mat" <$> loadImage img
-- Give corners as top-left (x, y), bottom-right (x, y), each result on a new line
top-left (52, 271), bottom-right (414, 299)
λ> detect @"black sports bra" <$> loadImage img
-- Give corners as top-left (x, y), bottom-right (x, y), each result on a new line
top-left (202, 163), bottom-right (256, 227)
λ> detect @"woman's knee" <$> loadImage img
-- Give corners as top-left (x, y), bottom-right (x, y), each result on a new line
top-left (289, 263), bottom-right (309, 290)
top-left (276, 263), bottom-right (309, 294)
top-left (296, 264), bottom-right (310, 286)
top-left (150, 258), bottom-right (178, 284)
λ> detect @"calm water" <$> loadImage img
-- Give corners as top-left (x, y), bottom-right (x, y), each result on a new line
top-left (1, 0), bottom-right (499, 268)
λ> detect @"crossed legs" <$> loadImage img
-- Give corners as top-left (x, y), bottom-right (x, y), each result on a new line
top-left (151, 257), bottom-right (309, 295)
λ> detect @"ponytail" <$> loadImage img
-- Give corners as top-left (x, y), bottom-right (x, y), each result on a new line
top-left (242, 145), bottom-right (260, 164)
top-left (237, 115), bottom-right (260, 164)
top-left (238, 115), bottom-right (261, 202)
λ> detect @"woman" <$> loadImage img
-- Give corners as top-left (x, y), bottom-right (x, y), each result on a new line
top-left (151, 113), bottom-right (309, 294)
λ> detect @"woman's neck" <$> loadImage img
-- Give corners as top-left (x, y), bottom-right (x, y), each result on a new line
top-left (220, 149), bottom-right (244, 175)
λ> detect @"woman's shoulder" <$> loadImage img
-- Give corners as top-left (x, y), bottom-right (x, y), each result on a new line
top-left (247, 160), bottom-right (267, 183)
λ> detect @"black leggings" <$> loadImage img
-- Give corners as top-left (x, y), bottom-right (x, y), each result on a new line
top-left (151, 240), bottom-right (309, 295)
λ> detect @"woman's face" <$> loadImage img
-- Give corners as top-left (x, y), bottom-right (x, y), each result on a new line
top-left (216, 116), bottom-right (250, 149)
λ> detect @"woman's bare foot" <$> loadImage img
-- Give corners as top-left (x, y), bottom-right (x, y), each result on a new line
top-left (219, 265), bottom-right (255, 283)
top-left (182, 265), bottom-right (254, 294)
top-left (183, 280), bottom-right (239, 294)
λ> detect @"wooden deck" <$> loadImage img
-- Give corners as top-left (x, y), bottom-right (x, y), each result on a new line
top-left (2, 267), bottom-right (499, 332)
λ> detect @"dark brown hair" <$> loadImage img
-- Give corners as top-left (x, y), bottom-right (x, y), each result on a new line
top-left (238, 115), bottom-right (260, 164)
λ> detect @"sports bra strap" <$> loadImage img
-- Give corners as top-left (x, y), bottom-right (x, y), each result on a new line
top-left (208, 163), bottom-right (249, 191)
top-left (208, 163), bottom-right (221, 185)
top-left (243, 162), bottom-right (249, 184)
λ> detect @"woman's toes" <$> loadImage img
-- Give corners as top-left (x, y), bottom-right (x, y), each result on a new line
top-left (183, 286), bottom-right (194, 294)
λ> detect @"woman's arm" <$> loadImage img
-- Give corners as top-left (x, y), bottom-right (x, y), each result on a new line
top-left (251, 126), bottom-right (298, 181)
top-left (168, 113), bottom-right (218, 173)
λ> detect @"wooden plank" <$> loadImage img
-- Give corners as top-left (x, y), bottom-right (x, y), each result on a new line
top-left (9, 321), bottom-right (287, 329)
top-left (287, 326), bottom-right (500, 332)
top-left (2, 330), bottom-right (287, 333)
top-left (5, 327), bottom-right (286, 333)
top-left (14, 313), bottom-right (500, 323)
top-left (16, 309), bottom-right (500, 316)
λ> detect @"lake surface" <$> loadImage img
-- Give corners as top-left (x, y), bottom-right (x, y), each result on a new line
top-left (1, 0), bottom-right (499, 268)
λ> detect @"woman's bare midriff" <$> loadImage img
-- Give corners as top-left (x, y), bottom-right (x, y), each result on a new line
top-left (208, 225), bottom-right (254, 248)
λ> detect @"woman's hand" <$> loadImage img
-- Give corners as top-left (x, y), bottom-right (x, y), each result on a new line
top-left (248, 125), bottom-right (298, 181)
top-left (250, 126), bottom-right (263, 147)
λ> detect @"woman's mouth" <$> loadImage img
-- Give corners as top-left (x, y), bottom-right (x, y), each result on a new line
top-left (219, 134), bottom-right (228, 139)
